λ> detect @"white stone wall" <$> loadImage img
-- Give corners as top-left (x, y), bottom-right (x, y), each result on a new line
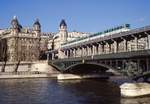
top-left (0, 62), bottom-right (31, 72)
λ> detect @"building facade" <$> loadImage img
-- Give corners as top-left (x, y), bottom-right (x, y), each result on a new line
top-left (0, 17), bottom-right (89, 62)
top-left (0, 16), bottom-right (51, 62)
top-left (48, 19), bottom-right (90, 59)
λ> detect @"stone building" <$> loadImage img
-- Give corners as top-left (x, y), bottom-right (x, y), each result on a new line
top-left (0, 16), bottom-right (51, 62)
top-left (48, 19), bottom-right (90, 59)
top-left (0, 17), bottom-right (89, 62)
top-left (49, 19), bottom-right (90, 50)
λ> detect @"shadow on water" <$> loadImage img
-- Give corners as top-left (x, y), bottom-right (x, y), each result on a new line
top-left (57, 79), bottom-right (121, 104)
top-left (121, 97), bottom-right (150, 104)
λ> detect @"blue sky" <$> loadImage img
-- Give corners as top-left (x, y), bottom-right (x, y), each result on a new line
top-left (0, 0), bottom-right (150, 33)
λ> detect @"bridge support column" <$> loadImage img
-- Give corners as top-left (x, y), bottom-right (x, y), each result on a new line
top-left (77, 48), bottom-right (80, 57)
top-left (80, 47), bottom-right (83, 57)
top-left (134, 36), bottom-right (138, 51)
top-left (73, 48), bottom-right (76, 57)
top-left (98, 43), bottom-right (102, 54)
top-left (148, 34), bottom-right (150, 49)
top-left (84, 47), bottom-right (87, 56)
top-left (114, 41), bottom-right (118, 53)
top-left (81, 47), bottom-right (84, 57)
top-left (105, 42), bottom-right (109, 54)
top-left (66, 50), bottom-right (69, 58)
top-left (47, 53), bottom-right (50, 61)
top-left (109, 43), bottom-right (112, 53)
top-left (145, 32), bottom-right (150, 49)
top-left (91, 45), bottom-right (94, 55)
top-left (70, 49), bottom-right (73, 58)
top-left (92, 45), bottom-right (96, 55)
top-left (88, 45), bottom-right (91, 56)
top-left (123, 39), bottom-right (127, 52)
top-left (52, 53), bottom-right (55, 60)
top-left (84, 47), bottom-right (88, 56)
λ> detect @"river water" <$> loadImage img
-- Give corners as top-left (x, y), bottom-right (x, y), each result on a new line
top-left (0, 78), bottom-right (149, 104)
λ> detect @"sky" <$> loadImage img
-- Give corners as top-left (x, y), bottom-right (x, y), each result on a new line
top-left (0, 0), bottom-right (150, 33)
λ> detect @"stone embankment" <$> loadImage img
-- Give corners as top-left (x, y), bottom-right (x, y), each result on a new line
top-left (0, 61), bottom-right (59, 79)
top-left (57, 73), bottom-right (109, 80)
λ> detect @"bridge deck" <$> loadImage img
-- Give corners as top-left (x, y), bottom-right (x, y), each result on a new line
top-left (51, 49), bottom-right (150, 63)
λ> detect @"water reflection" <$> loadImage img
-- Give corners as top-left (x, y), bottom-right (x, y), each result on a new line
top-left (121, 97), bottom-right (150, 104)
top-left (57, 79), bottom-right (121, 104)
top-left (0, 78), bottom-right (149, 104)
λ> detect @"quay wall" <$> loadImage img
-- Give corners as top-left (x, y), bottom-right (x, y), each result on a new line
top-left (0, 61), bottom-right (59, 74)
top-left (0, 62), bottom-right (32, 72)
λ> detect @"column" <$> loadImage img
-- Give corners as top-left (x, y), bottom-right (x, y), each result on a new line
top-left (114, 40), bottom-right (117, 53)
top-left (105, 43), bottom-right (109, 54)
top-left (76, 48), bottom-right (79, 57)
top-left (85, 47), bottom-right (88, 56)
top-left (92, 45), bottom-right (96, 55)
top-left (145, 35), bottom-right (148, 49)
top-left (88, 45), bottom-right (91, 56)
top-left (70, 49), bottom-right (73, 58)
top-left (134, 36), bottom-right (138, 51)
top-left (83, 47), bottom-right (87, 56)
top-left (52, 53), bottom-right (55, 60)
top-left (92, 45), bottom-right (95, 55)
top-left (98, 43), bottom-right (101, 54)
top-left (81, 47), bottom-right (84, 57)
top-left (74, 48), bottom-right (76, 57)
top-left (148, 34), bottom-right (150, 49)
top-left (123, 39), bottom-right (127, 52)
top-left (145, 32), bottom-right (150, 49)
top-left (47, 53), bottom-right (49, 61)
top-left (66, 50), bottom-right (69, 58)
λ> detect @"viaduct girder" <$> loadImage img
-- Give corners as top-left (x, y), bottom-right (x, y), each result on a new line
top-left (47, 25), bottom-right (150, 78)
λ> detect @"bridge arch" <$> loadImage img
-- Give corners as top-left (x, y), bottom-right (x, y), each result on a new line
top-left (63, 62), bottom-right (112, 74)
top-left (49, 60), bottom-right (120, 75)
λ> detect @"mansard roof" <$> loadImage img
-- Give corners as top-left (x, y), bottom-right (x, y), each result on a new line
top-left (60, 19), bottom-right (67, 27)
top-left (33, 18), bottom-right (41, 27)
top-left (11, 16), bottom-right (22, 30)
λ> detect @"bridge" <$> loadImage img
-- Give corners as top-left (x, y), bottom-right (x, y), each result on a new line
top-left (48, 25), bottom-right (150, 79)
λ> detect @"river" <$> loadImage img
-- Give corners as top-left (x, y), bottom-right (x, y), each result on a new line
top-left (0, 78), bottom-right (149, 104)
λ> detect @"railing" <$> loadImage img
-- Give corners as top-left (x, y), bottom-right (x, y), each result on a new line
top-left (61, 24), bottom-right (130, 46)
top-left (61, 25), bottom-right (150, 49)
